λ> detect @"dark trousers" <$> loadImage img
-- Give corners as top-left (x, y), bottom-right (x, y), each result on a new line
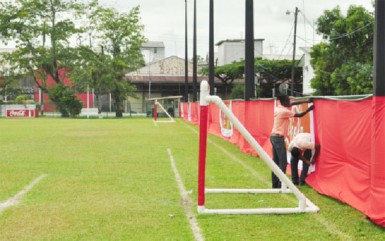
top-left (270, 136), bottom-right (287, 188)
top-left (290, 149), bottom-right (312, 185)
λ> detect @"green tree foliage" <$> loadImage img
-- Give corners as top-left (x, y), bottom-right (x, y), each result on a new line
top-left (203, 58), bottom-right (300, 99)
top-left (0, 0), bottom-right (86, 116)
top-left (254, 58), bottom-right (301, 97)
top-left (229, 83), bottom-right (245, 99)
top-left (311, 5), bottom-right (374, 95)
top-left (68, 2), bottom-right (145, 117)
top-left (48, 83), bottom-right (82, 117)
top-left (95, 5), bottom-right (145, 117)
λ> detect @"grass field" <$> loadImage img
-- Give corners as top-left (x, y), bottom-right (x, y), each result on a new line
top-left (0, 117), bottom-right (384, 240)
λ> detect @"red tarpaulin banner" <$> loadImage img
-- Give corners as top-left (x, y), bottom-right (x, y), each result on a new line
top-left (306, 99), bottom-right (372, 214)
top-left (368, 96), bottom-right (385, 226)
top-left (182, 96), bottom-right (385, 227)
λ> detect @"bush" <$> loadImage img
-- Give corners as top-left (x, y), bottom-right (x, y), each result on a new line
top-left (48, 83), bottom-right (82, 117)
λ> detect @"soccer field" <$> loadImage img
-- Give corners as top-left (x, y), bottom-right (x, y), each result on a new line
top-left (0, 118), bottom-right (383, 240)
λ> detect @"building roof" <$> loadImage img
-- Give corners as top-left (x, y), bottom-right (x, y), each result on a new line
top-left (299, 47), bottom-right (312, 54)
top-left (141, 41), bottom-right (165, 48)
top-left (262, 54), bottom-right (302, 61)
top-left (216, 38), bottom-right (265, 46)
top-left (127, 75), bottom-right (224, 84)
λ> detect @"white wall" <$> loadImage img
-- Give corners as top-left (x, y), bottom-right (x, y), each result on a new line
top-left (217, 40), bottom-right (263, 66)
top-left (300, 47), bottom-right (315, 95)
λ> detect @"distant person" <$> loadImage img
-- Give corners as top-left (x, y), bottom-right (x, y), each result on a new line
top-left (270, 95), bottom-right (314, 189)
top-left (288, 133), bottom-right (320, 186)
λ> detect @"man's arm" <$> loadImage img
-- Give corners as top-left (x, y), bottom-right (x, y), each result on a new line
top-left (290, 98), bottom-right (313, 106)
top-left (310, 144), bottom-right (320, 164)
top-left (299, 153), bottom-right (312, 165)
top-left (294, 105), bottom-right (314, 118)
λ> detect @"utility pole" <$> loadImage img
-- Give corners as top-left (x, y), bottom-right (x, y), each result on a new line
top-left (209, 0), bottom-right (215, 95)
top-left (184, 0), bottom-right (189, 102)
top-left (192, 0), bottom-right (198, 101)
top-left (290, 7), bottom-right (299, 96)
top-left (244, 0), bottom-right (255, 100)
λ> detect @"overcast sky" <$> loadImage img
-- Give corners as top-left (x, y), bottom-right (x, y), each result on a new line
top-left (96, 0), bottom-right (374, 58)
top-left (1, 0), bottom-right (374, 59)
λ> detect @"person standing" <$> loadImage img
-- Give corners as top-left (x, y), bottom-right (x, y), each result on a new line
top-left (270, 95), bottom-right (313, 188)
top-left (288, 133), bottom-right (320, 185)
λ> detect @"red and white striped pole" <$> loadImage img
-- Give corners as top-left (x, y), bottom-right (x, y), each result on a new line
top-left (154, 100), bottom-right (158, 121)
top-left (198, 80), bottom-right (210, 212)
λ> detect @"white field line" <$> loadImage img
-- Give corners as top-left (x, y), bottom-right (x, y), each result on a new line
top-left (0, 174), bottom-right (47, 213)
top-left (180, 121), bottom-right (353, 240)
top-left (167, 148), bottom-right (204, 241)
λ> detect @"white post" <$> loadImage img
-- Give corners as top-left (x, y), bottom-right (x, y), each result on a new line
top-left (92, 88), bottom-right (95, 108)
top-left (39, 88), bottom-right (42, 105)
top-left (87, 85), bottom-right (90, 119)
top-left (109, 92), bottom-right (112, 113)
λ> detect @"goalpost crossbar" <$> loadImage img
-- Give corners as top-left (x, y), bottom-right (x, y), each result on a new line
top-left (197, 80), bottom-right (319, 215)
top-left (146, 96), bottom-right (182, 123)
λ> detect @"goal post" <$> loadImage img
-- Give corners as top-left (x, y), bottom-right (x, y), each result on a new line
top-left (198, 80), bottom-right (319, 215)
top-left (147, 96), bottom-right (183, 123)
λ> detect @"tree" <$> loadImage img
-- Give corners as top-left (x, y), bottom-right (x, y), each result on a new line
top-left (254, 58), bottom-right (301, 97)
top-left (213, 61), bottom-right (244, 99)
top-left (85, 4), bottom-right (145, 117)
top-left (0, 0), bottom-right (87, 117)
top-left (204, 58), bottom-right (301, 99)
top-left (311, 5), bottom-right (374, 95)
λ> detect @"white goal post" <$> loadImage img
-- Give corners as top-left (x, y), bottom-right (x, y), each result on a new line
top-left (147, 96), bottom-right (183, 123)
top-left (197, 80), bottom-right (319, 215)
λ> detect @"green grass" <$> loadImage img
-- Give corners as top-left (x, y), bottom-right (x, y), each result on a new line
top-left (0, 118), bottom-right (384, 240)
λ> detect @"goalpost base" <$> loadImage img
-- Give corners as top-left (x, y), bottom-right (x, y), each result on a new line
top-left (197, 187), bottom-right (319, 215)
top-left (198, 205), bottom-right (319, 215)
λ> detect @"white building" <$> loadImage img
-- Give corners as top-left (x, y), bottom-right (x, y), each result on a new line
top-left (215, 39), bottom-right (264, 66)
top-left (299, 47), bottom-right (315, 95)
top-left (140, 41), bottom-right (165, 64)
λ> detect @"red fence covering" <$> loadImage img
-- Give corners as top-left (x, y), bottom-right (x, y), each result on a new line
top-left (180, 97), bottom-right (385, 227)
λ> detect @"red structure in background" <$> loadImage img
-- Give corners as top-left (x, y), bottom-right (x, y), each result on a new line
top-left (180, 97), bottom-right (385, 227)
top-left (33, 68), bottom-right (94, 112)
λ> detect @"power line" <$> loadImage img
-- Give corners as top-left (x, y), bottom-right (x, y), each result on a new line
top-left (275, 23), bottom-right (294, 61)
top-left (328, 22), bottom-right (373, 41)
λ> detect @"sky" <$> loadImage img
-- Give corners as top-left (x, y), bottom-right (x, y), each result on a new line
top-left (1, 0), bottom-right (375, 59)
top-left (95, 0), bottom-right (374, 59)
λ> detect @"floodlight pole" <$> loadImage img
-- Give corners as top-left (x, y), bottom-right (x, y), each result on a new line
top-left (374, 0), bottom-right (385, 96)
top-left (245, 0), bottom-right (255, 100)
top-left (209, 0), bottom-right (215, 95)
top-left (184, 0), bottom-right (189, 102)
top-left (192, 0), bottom-right (198, 102)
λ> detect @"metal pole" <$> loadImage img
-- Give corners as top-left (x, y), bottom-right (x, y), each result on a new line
top-left (290, 7), bottom-right (299, 96)
top-left (192, 0), bottom-right (198, 101)
top-left (184, 0), bottom-right (189, 102)
top-left (245, 0), bottom-right (255, 100)
top-left (374, 0), bottom-right (385, 96)
top-left (209, 0), bottom-right (215, 95)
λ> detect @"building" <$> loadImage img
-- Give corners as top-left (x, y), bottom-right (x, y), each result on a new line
top-left (126, 55), bottom-right (228, 115)
top-left (126, 56), bottom-right (207, 115)
top-left (215, 39), bottom-right (264, 66)
top-left (140, 41), bottom-right (165, 64)
top-left (299, 47), bottom-right (315, 95)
